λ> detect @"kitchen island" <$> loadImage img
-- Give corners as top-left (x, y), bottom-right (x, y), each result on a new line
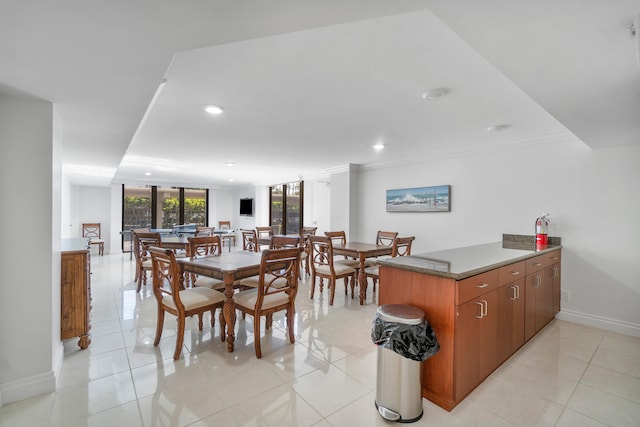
top-left (377, 235), bottom-right (561, 411)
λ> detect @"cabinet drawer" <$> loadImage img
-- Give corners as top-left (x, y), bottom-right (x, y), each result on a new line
top-left (456, 269), bottom-right (498, 305)
top-left (526, 250), bottom-right (561, 274)
top-left (498, 261), bottom-right (525, 286)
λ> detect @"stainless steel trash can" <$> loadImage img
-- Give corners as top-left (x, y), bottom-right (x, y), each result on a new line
top-left (375, 304), bottom-right (424, 423)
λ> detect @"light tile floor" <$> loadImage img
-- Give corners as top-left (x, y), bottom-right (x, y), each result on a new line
top-left (2, 251), bottom-right (640, 427)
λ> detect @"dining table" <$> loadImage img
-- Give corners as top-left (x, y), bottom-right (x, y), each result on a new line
top-left (332, 242), bottom-right (393, 305)
top-left (177, 251), bottom-right (263, 352)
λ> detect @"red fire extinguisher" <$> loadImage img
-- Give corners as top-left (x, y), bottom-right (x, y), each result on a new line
top-left (535, 212), bottom-right (550, 247)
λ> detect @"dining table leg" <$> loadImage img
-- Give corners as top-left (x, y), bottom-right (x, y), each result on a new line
top-left (222, 272), bottom-right (236, 352)
top-left (358, 253), bottom-right (367, 305)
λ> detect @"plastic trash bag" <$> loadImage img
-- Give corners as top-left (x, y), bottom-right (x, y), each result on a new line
top-left (371, 315), bottom-right (440, 362)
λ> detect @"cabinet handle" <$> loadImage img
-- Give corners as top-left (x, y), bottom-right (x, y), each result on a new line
top-left (476, 301), bottom-right (484, 319)
top-left (551, 256), bottom-right (559, 260)
top-left (510, 285), bottom-right (518, 300)
top-left (477, 283), bottom-right (489, 288)
top-left (536, 275), bottom-right (542, 287)
top-left (511, 271), bottom-right (520, 276)
top-left (553, 266), bottom-right (559, 278)
top-left (516, 284), bottom-right (520, 299)
top-left (482, 300), bottom-right (488, 317)
top-left (533, 262), bottom-right (543, 267)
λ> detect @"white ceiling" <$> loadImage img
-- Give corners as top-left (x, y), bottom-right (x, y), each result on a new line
top-left (1, 1), bottom-right (638, 188)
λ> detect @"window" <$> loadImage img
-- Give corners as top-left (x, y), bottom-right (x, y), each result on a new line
top-left (184, 188), bottom-right (207, 225)
top-left (122, 185), bottom-right (208, 250)
top-left (269, 181), bottom-right (303, 235)
top-left (157, 187), bottom-right (180, 229)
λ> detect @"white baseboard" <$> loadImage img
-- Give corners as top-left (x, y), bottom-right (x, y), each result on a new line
top-left (0, 370), bottom-right (56, 406)
top-left (556, 310), bottom-right (640, 337)
top-left (53, 341), bottom-right (65, 384)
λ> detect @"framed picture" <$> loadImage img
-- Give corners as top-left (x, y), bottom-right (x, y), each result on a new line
top-left (386, 185), bottom-right (450, 212)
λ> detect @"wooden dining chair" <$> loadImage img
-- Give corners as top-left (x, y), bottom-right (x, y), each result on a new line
top-left (241, 229), bottom-right (259, 252)
top-left (256, 226), bottom-right (273, 251)
top-left (218, 221), bottom-right (236, 248)
top-left (82, 223), bottom-right (105, 256)
top-left (133, 231), bottom-right (162, 292)
top-left (308, 235), bottom-right (357, 305)
top-left (233, 247), bottom-right (302, 358)
top-left (324, 230), bottom-right (360, 269)
top-left (148, 247), bottom-right (225, 360)
top-left (187, 235), bottom-right (224, 290)
top-left (365, 236), bottom-right (415, 292)
top-left (365, 230), bottom-right (398, 266)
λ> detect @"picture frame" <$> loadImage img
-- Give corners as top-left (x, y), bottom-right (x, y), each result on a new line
top-left (386, 185), bottom-right (450, 212)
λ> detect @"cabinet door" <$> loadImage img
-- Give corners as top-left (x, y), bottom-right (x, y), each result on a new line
top-left (497, 278), bottom-right (525, 364)
top-left (524, 273), bottom-right (541, 342)
top-left (454, 289), bottom-right (497, 400)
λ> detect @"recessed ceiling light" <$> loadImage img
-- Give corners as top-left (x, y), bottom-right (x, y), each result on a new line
top-left (205, 105), bottom-right (224, 115)
top-left (225, 162), bottom-right (235, 167)
top-left (228, 178), bottom-right (235, 182)
top-left (373, 143), bottom-right (385, 151)
top-left (421, 88), bottom-right (450, 100)
top-left (144, 172), bottom-right (151, 176)
top-left (486, 124), bottom-right (511, 132)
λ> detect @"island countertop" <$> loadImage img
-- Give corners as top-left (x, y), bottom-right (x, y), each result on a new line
top-left (378, 239), bottom-right (561, 280)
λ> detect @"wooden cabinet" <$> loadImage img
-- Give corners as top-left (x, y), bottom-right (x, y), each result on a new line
top-left (378, 247), bottom-right (561, 411)
top-left (61, 242), bottom-right (91, 349)
top-left (524, 250), bottom-right (560, 341)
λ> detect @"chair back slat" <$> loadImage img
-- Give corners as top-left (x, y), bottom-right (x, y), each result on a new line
top-left (148, 246), bottom-right (180, 308)
top-left (376, 230), bottom-right (398, 246)
top-left (258, 247), bottom-right (302, 301)
top-left (393, 236), bottom-right (415, 257)
top-left (270, 235), bottom-right (300, 249)
top-left (241, 229), bottom-right (258, 252)
top-left (188, 235), bottom-right (222, 258)
top-left (309, 235), bottom-right (336, 274)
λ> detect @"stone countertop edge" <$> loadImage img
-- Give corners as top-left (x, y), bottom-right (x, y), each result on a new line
top-left (378, 235), bottom-right (561, 281)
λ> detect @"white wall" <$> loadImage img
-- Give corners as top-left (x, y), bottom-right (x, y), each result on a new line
top-left (234, 186), bottom-right (258, 231)
top-left (357, 139), bottom-right (640, 335)
top-left (76, 185), bottom-right (111, 255)
top-left (304, 178), bottom-right (331, 234)
top-left (0, 95), bottom-right (58, 405)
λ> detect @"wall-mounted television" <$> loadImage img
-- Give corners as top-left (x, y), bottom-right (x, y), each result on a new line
top-left (239, 198), bottom-right (254, 216)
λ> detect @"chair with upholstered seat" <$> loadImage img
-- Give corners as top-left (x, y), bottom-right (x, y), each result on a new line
top-left (238, 235), bottom-right (301, 290)
top-left (148, 246), bottom-right (225, 360)
top-left (309, 235), bottom-right (357, 305)
top-left (324, 230), bottom-right (360, 270)
top-left (233, 247), bottom-right (302, 358)
top-left (187, 235), bottom-right (224, 290)
top-left (133, 231), bottom-right (162, 292)
top-left (365, 230), bottom-right (398, 267)
top-left (241, 229), bottom-right (259, 252)
top-left (218, 221), bottom-right (236, 249)
top-left (82, 223), bottom-right (105, 256)
top-left (365, 236), bottom-right (415, 292)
